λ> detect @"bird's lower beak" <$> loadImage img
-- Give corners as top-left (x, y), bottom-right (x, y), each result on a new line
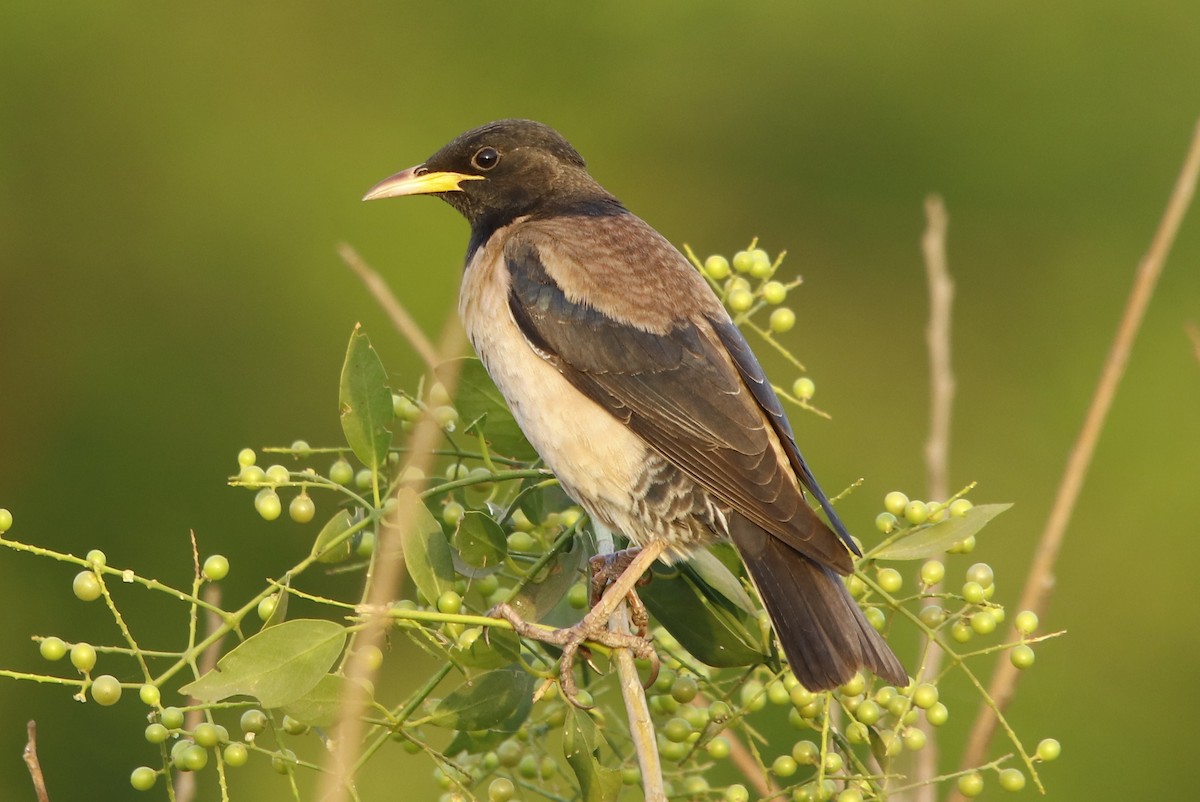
top-left (362, 165), bottom-right (483, 201)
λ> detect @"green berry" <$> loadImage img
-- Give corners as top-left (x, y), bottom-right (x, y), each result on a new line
top-left (864, 607), bottom-right (886, 631)
top-left (72, 571), bottom-right (102, 602)
top-left (877, 567), bottom-right (902, 594)
top-left (706, 737), bottom-right (731, 759)
top-left (957, 772), bottom-right (984, 797)
top-left (962, 581), bottom-right (986, 605)
top-left (238, 464), bottom-right (267, 486)
top-left (749, 249), bottom-right (773, 278)
top-left (282, 715), bottom-right (309, 736)
top-left (193, 722), bottom-right (220, 747)
top-left (507, 531), bottom-right (536, 552)
top-left (436, 590), bottom-right (463, 615)
top-left (1010, 644), bottom-right (1036, 669)
top-left (725, 784), bottom-right (750, 802)
top-left (359, 644), bottom-right (384, 671)
top-left (732, 250), bottom-right (754, 273)
top-left (705, 255), bottom-right (731, 280)
top-left (1036, 738), bottom-right (1061, 761)
top-left (998, 768), bottom-right (1026, 792)
top-left (202, 554), bottom-right (230, 582)
top-left (948, 534), bottom-right (976, 554)
top-left (488, 777), bottom-right (515, 802)
top-left (271, 749), bottom-right (297, 775)
top-left (772, 754), bottom-right (798, 778)
top-left (824, 752), bottom-right (845, 772)
top-left (144, 723), bottom-right (169, 744)
top-left (727, 287), bottom-right (754, 313)
top-left (846, 722), bottom-right (870, 744)
top-left (920, 560), bottom-right (945, 586)
top-left (883, 491), bottom-right (909, 516)
top-left (39, 637), bottom-right (67, 661)
top-left (708, 700), bottom-right (732, 723)
top-left (289, 493), bottom-right (316, 523)
top-left (257, 594), bottom-right (279, 621)
top-left (428, 381), bottom-right (452, 407)
top-left (566, 582), bottom-right (589, 610)
top-left (130, 766), bottom-right (158, 791)
top-left (919, 604), bottom-right (946, 627)
top-left (355, 531), bottom-right (375, 558)
top-left (839, 672), bottom-right (865, 697)
top-left (966, 562), bottom-right (994, 588)
top-left (763, 281), bottom-right (788, 305)
top-left (85, 549), bottom-right (107, 567)
top-left (1015, 610), bottom-right (1039, 635)
top-left (767, 680), bottom-right (790, 706)
top-left (70, 642), bottom-right (97, 673)
top-left (769, 307), bottom-right (797, 333)
top-left (875, 512), bottom-right (897, 534)
top-left (951, 620), bottom-right (972, 643)
top-left (264, 464), bottom-right (289, 485)
top-left (792, 377), bottom-right (815, 401)
top-left (663, 717), bottom-right (692, 743)
top-left (442, 500), bottom-right (466, 527)
top-left (223, 742), bottom-right (249, 767)
top-left (255, 488), bottom-right (282, 520)
top-left (161, 707), bottom-right (185, 730)
top-left (740, 679), bottom-right (766, 711)
top-left (904, 500), bottom-right (929, 525)
top-left (855, 699), bottom-right (881, 725)
top-left (0, 509), bottom-right (11, 534)
top-left (671, 675), bottom-right (699, 704)
top-left (329, 458), bottom-right (354, 485)
top-left (970, 610), bottom-right (998, 635)
top-left (237, 448), bottom-right (257, 467)
top-left (91, 674), bottom-right (122, 706)
top-left (177, 744), bottom-right (207, 771)
top-left (912, 683), bottom-right (938, 709)
top-left (496, 739), bottom-right (523, 767)
top-left (433, 405), bottom-right (459, 431)
top-left (926, 702), bottom-right (949, 726)
top-left (837, 790), bottom-right (864, 802)
top-left (139, 684), bottom-right (161, 706)
top-left (903, 727), bottom-right (927, 751)
top-left (949, 498), bottom-right (973, 517)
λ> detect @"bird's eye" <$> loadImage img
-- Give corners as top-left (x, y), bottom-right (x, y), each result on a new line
top-left (471, 146), bottom-right (500, 171)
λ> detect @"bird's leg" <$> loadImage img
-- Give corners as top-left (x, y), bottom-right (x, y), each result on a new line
top-left (491, 539), bottom-right (667, 706)
top-left (589, 549), bottom-right (652, 637)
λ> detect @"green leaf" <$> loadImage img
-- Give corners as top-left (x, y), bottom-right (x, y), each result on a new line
top-left (506, 538), bottom-right (585, 622)
top-left (459, 627), bottom-right (523, 670)
top-left (640, 552), bottom-right (769, 667)
top-left (427, 668), bottom-right (535, 731)
top-left (263, 576), bottom-right (290, 629)
top-left (453, 511), bottom-right (508, 568)
top-left (563, 707), bottom-right (622, 802)
top-left (312, 509), bottom-right (356, 564)
top-left (280, 674), bottom-right (371, 728)
top-left (397, 488), bottom-right (456, 603)
top-left (339, 324), bottom-right (394, 470)
top-left (873, 503), bottom-right (1013, 561)
top-left (180, 619), bottom-right (347, 708)
top-left (437, 358), bottom-right (537, 460)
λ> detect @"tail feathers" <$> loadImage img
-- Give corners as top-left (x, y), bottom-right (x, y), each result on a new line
top-left (729, 514), bottom-right (907, 690)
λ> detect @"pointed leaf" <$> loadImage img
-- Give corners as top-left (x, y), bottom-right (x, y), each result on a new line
top-left (453, 511), bottom-right (508, 568)
top-left (396, 488), bottom-right (456, 603)
top-left (438, 358), bottom-right (537, 460)
top-left (563, 707), bottom-right (623, 802)
top-left (506, 538), bottom-right (585, 622)
top-left (180, 619), bottom-right (346, 708)
top-left (280, 674), bottom-right (372, 728)
top-left (339, 325), bottom-right (394, 469)
top-left (263, 576), bottom-right (290, 629)
top-left (427, 668), bottom-right (535, 731)
top-left (312, 509), bottom-right (356, 564)
top-left (873, 503), bottom-right (1013, 561)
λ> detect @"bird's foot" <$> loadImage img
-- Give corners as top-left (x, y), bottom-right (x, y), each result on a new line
top-left (588, 548), bottom-right (653, 637)
top-left (489, 602), bottom-right (659, 707)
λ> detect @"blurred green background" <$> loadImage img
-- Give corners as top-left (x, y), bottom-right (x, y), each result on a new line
top-left (2, 2), bottom-right (1199, 800)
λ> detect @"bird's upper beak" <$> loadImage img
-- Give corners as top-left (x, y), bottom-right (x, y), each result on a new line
top-left (362, 165), bottom-right (484, 201)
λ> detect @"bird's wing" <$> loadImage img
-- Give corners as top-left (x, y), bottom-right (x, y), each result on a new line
top-left (503, 216), bottom-right (855, 574)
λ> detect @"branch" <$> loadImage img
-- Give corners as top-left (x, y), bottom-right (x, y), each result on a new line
top-left (23, 721), bottom-right (50, 802)
top-left (338, 242), bottom-right (441, 372)
top-left (951, 116), bottom-right (1200, 795)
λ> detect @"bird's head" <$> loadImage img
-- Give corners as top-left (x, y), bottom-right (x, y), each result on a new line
top-left (363, 119), bottom-right (614, 231)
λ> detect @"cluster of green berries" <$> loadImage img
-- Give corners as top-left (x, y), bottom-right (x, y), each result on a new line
top-left (235, 447), bottom-right (318, 523)
top-left (955, 738), bottom-right (1060, 797)
top-left (395, 381), bottom-right (460, 434)
top-left (874, 490), bottom-right (975, 546)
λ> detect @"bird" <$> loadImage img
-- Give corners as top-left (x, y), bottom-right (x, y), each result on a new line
top-left (363, 119), bottom-right (906, 694)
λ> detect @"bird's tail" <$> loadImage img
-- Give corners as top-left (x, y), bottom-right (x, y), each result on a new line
top-left (729, 513), bottom-right (907, 690)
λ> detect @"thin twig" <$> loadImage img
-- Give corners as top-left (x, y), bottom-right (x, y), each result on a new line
top-left (338, 242), bottom-right (441, 372)
top-left (177, 562), bottom-right (225, 802)
top-left (951, 117), bottom-right (1200, 796)
top-left (909, 194), bottom-right (955, 802)
top-left (317, 304), bottom-right (466, 802)
top-left (23, 721), bottom-right (50, 802)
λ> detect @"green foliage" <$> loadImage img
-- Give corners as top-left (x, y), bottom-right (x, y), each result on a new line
top-left (0, 246), bottom-right (1062, 801)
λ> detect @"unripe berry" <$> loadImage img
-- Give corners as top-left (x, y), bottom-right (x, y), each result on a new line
top-left (926, 702), bottom-right (949, 726)
top-left (962, 581), bottom-right (986, 605)
top-left (73, 571), bottom-right (102, 602)
top-left (265, 464), bottom-right (290, 485)
top-left (949, 498), bottom-right (973, 517)
top-left (0, 508), bottom-right (11, 534)
top-left (1036, 738), bottom-right (1061, 761)
top-left (329, 458), bottom-right (354, 485)
top-left (91, 674), bottom-right (122, 705)
top-left (920, 560), bottom-right (945, 586)
top-left (1010, 644), bottom-right (1035, 669)
top-left (671, 675), bottom-right (699, 703)
top-left (139, 684), bottom-right (161, 706)
top-left (255, 488), bottom-right (282, 520)
top-left (864, 607), bottom-right (886, 631)
top-left (883, 491), bottom-right (909, 516)
top-left (240, 709), bottom-right (268, 735)
top-left (966, 562), bottom-right (994, 588)
top-left (202, 555), bottom-right (230, 582)
top-left (749, 249), bottom-right (773, 278)
top-left (903, 727), bottom-right (927, 751)
top-left (130, 766), bottom-right (158, 791)
top-left (1015, 610), bottom-right (1039, 635)
top-left (919, 604), bottom-right (946, 627)
top-left (839, 672), bottom-right (865, 697)
top-left (951, 620), bottom-right (973, 643)
top-left (998, 768), bottom-right (1026, 792)
top-left (770, 307), bottom-right (796, 333)
top-left (855, 699), bottom-right (881, 725)
top-left (160, 707), bottom-right (185, 729)
top-left (792, 377), bottom-right (816, 401)
top-left (762, 281), bottom-right (788, 304)
top-left (433, 405), bottom-right (459, 431)
top-left (271, 749), bottom-right (297, 775)
top-left (144, 723), bottom-right (170, 744)
top-left (237, 448), bottom-right (256, 467)
top-left (194, 722), bottom-right (221, 747)
top-left (957, 772), bottom-right (984, 797)
top-left (728, 287), bottom-right (754, 313)
top-left (772, 755), bottom-right (798, 777)
top-left (224, 742), bottom-right (249, 767)
top-left (904, 500), bottom-right (929, 525)
top-left (238, 464), bottom-right (267, 486)
top-left (837, 790), bottom-right (864, 802)
top-left (706, 737), bottom-right (731, 759)
top-left (488, 777), bottom-right (515, 802)
top-left (282, 715), bottom-right (309, 736)
top-left (877, 567), bottom-right (902, 594)
top-left (732, 250), bottom-right (754, 273)
top-left (948, 535), bottom-right (976, 554)
top-left (289, 493), bottom-right (316, 523)
top-left (40, 637), bottom-right (67, 661)
top-left (70, 642), bottom-right (97, 673)
top-left (970, 610), bottom-right (997, 635)
top-left (875, 512), bottom-right (897, 534)
top-left (257, 594), bottom-right (279, 621)
top-left (725, 784), bottom-right (750, 802)
top-left (704, 255), bottom-right (731, 280)
top-left (436, 590), bottom-right (463, 615)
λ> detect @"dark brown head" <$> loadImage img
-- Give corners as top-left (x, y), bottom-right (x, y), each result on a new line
top-left (364, 120), bottom-right (622, 248)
